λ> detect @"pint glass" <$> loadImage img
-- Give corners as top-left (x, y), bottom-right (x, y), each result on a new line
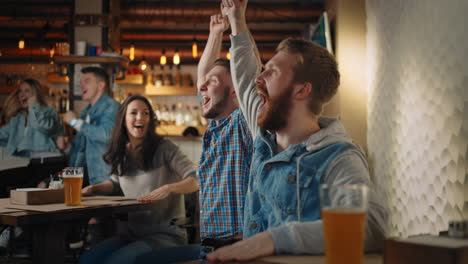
top-left (63, 167), bottom-right (84, 206)
top-left (320, 184), bottom-right (369, 264)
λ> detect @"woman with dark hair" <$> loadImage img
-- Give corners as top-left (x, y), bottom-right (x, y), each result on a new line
top-left (0, 78), bottom-right (65, 197)
top-left (79, 94), bottom-right (199, 264)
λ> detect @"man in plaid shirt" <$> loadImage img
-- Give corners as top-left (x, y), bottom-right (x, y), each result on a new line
top-left (136, 13), bottom-right (253, 264)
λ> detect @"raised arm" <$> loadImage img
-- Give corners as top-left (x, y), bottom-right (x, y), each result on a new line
top-left (74, 100), bottom-right (119, 144)
top-left (27, 103), bottom-right (62, 135)
top-left (223, 0), bottom-right (262, 138)
top-left (197, 13), bottom-right (229, 88)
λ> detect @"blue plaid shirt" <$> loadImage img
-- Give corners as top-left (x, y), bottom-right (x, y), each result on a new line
top-left (198, 109), bottom-right (253, 240)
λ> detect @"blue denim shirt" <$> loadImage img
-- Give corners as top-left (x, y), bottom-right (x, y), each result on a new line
top-left (70, 94), bottom-right (119, 184)
top-left (0, 104), bottom-right (62, 157)
top-left (244, 130), bottom-right (356, 237)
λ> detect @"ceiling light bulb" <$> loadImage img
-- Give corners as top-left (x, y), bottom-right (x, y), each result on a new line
top-left (18, 36), bottom-right (25, 49)
top-left (160, 49), bottom-right (167, 65)
top-left (129, 43), bottom-right (135, 61)
top-left (192, 40), bottom-right (198, 58)
top-left (226, 51), bottom-right (231, 60)
top-left (50, 45), bottom-right (55, 58)
top-left (173, 48), bottom-right (180, 65)
top-left (139, 57), bottom-right (149, 71)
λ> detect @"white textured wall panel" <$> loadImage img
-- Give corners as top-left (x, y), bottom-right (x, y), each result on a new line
top-left (366, 0), bottom-right (468, 237)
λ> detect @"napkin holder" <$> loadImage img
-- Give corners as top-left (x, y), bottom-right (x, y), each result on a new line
top-left (10, 189), bottom-right (64, 205)
top-left (384, 235), bottom-right (468, 264)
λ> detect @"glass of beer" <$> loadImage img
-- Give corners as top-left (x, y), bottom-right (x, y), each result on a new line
top-left (320, 184), bottom-right (369, 264)
top-left (62, 167), bottom-right (84, 206)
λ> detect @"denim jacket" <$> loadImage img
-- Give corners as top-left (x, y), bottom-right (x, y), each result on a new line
top-left (0, 104), bottom-right (62, 157)
top-left (230, 32), bottom-right (387, 254)
top-left (70, 94), bottom-right (119, 184)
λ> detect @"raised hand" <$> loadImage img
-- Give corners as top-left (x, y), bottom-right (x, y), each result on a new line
top-left (137, 184), bottom-right (172, 202)
top-left (221, 0), bottom-right (248, 35)
top-left (63, 110), bottom-right (77, 125)
top-left (210, 13), bottom-right (229, 35)
top-left (27, 95), bottom-right (38, 106)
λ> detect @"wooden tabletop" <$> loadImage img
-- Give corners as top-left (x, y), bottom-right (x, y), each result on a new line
top-left (181, 254), bottom-right (383, 264)
top-left (0, 199), bottom-right (159, 226)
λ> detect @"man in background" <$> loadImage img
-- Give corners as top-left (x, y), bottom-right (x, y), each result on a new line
top-left (58, 66), bottom-right (119, 186)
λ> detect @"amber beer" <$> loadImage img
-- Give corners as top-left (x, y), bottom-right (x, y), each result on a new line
top-left (320, 184), bottom-right (368, 264)
top-left (322, 209), bottom-right (366, 264)
top-left (63, 168), bottom-right (84, 206)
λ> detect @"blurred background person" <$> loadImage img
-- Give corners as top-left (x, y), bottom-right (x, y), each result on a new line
top-left (0, 78), bottom-right (65, 198)
top-left (79, 95), bottom-right (199, 264)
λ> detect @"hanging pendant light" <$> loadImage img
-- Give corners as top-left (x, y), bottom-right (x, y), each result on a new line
top-left (173, 48), bottom-right (180, 65)
top-left (192, 38), bottom-right (198, 58)
top-left (18, 34), bottom-right (25, 49)
top-left (49, 44), bottom-right (55, 58)
top-left (160, 49), bottom-right (167, 66)
top-left (129, 42), bottom-right (135, 61)
top-left (139, 57), bottom-right (148, 71)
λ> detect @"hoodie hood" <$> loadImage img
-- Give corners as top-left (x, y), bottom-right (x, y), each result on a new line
top-left (303, 116), bottom-right (354, 152)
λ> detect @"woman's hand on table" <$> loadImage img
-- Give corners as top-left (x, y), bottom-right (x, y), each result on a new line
top-left (82, 185), bottom-right (95, 196)
top-left (206, 231), bottom-right (275, 262)
top-left (137, 184), bottom-right (171, 202)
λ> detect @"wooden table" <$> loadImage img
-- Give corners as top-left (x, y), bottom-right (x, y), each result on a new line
top-left (182, 254), bottom-right (383, 264)
top-left (0, 200), bottom-right (159, 264)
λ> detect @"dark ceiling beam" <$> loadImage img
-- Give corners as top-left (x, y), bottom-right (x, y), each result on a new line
top-left (121, 2), bottom-right (321, 23)
top-left (120, 32), bottom-right (303, 42)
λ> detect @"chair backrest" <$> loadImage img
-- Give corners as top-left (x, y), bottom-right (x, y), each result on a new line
top-left (169, 191), bottom-right (200, 244)
top-left (182, 191), bottom-right (200, 244)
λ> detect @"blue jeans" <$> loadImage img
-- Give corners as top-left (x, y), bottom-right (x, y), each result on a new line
top-left (79, 237), bottom-right (153, 264)
top-left (136, 244), bottom-right (212, 264)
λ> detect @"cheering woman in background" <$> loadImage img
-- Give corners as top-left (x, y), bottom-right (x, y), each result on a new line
top-left (0, 78), bottom-right (65, 197)
top-left (80, 95), bottom-right (199, 264)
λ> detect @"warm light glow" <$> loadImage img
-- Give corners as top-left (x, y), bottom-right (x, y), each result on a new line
top-left (226, 51), bottom-right (231, 60)
top-left (173, 49), bottom-right (180, 65)
top-left (50, 46), bottom-right (55, 58)
top-left (18, 37), bottom-right (25, 49)
top-left (192, 41), bottom-right (198, 58)
top-left (129, 43), bottom-right (135, 61)
top-left (160, 49), bottom-right (167, 65)
top-left (139, 58), bottom-right (148, 71)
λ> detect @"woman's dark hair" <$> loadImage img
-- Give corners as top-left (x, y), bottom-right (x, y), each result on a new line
top-left (103, 94), bottom-right (163, 176)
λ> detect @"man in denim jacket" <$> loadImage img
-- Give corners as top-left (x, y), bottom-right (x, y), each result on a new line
top-left (59, 67), bottom-right (119, 185)
top-left (208, 0), bottom-right (387, 262)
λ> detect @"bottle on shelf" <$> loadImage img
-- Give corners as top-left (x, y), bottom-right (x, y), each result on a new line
top-left (154, 74), bottom-right (163, 87)
top-left (184, 105), bottom-right (195, 126)
top-left (175, 103), bottom-right (185, 126)
top-left (59, 89), bottom-right (69, 113)
top-left (183, 73), bottom-right (194, 87)
top-left (175, 70), bottom-right (182, 87)
top-left (154, 104), bottom-right (162, 122)
top-left (160, 105), bottom-right (170, 125)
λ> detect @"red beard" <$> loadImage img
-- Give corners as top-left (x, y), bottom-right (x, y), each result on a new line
top-left (257, 85), bottom-right (293, 131)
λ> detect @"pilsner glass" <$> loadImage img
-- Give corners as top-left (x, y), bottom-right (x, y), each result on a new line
top-left (320, 184), bottom-right (369, 264)
top-left (63, 167), bottom-right (84, 206)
